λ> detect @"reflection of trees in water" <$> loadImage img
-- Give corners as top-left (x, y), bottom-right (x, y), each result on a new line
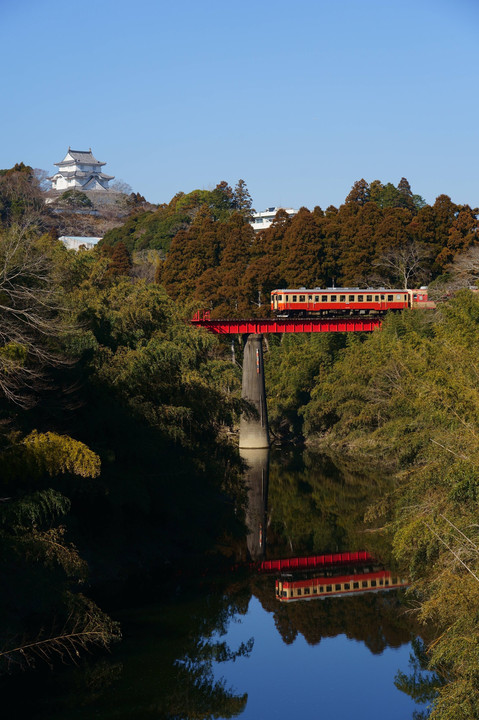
top-left (251, 574), bottom-right (417, 655)
top-left (267, 449), bottom-right (393, 559)
top-left (0, 584), bottom-right (252, 720)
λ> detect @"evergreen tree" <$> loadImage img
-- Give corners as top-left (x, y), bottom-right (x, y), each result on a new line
top-left (232, 179), bottom-right (253, 217)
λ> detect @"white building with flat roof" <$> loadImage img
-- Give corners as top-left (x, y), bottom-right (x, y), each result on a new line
top-left (49, 148), bottom-right (114, 192)
top-left (59, 236), bottom-right (102, 251)
top-left (250, 206), bottom-right (298, 231)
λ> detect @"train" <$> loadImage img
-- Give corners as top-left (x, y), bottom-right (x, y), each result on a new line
top-left (271, 287), bottom-right (435, 317)
top-left (275, 569), bottom-right (408, 602)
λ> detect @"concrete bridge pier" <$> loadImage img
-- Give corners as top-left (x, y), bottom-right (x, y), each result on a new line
top-left (239, 333), bottom-right (270, 449)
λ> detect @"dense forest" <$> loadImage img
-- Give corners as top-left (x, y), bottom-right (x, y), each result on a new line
top-left (102, 175), bottom-right (477, 317)
top-left (2, 163), bottom-right (479, 719)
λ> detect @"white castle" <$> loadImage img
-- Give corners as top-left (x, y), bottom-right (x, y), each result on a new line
top-left (49, 147), bottom-right (114, 192)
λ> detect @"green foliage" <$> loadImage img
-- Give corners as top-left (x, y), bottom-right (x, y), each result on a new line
top-left (57, 189), bottom-right (93, 208)
top-left (280, 290), bottom-right (479, 719)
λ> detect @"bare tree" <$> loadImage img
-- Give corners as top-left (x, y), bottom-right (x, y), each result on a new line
top-left (0, 225), bottom-right (67, 405)
top-left (448, 245), bottom-right (479, 288)
top-left (374, 242), bottom-right (432, 289)
top-left (110, 179), bottom-right (132, 194)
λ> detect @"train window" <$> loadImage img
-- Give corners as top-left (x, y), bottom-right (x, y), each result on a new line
top-left (313, 587), bottom-right (317, 594)
top-left (278, 295), bottom-right (283, 301)
top-left (304, 588), bottom-right (310, 594)
top-left (371, 580), bottom-right (377, 587)
top-left (375, 295), bottom-right (379, 301)
top-left (362, 580), bottom-right (368, 588)
top-left (335, 584), bottom-right (341, 591)
top-left (404, 294), bottom-right (407, 300)
top-left (285, 295), bottom-right (289, 301)
top-left (299, 295), bottom-right (305, 302)
top-left (321, 295), bottom-right (327, 302)
top-left (314, 295), bottom-right (319, 302)
top-left (319, 586), bottom-right (324, 593)
top-left (387, 295), bottom-right (393, 301)
top-left (330, 295), bottom-right (337, 302)
top-left (358, 295), bottom-right (363, 302)
top-left (344, 583), bottom-right (350, 590)
top-left (353, 582), bottom-right (359, 589)
top-left (366, 295), bottom-right (372, 302)
top-left (385, 579), bottom-right (389, 586)
top-left (326, 585), bottom-right (332, 592)
top-left (379, 579), bottom-right (384, 586)
top-left (308, 295), bottom-right (312, 301)
top-left (339, 295), bottom-right (346, 302)
top-left (292, 295), bottom-right (297, 302)
top-left (349, 295), bottom-right (355, 302)
top-left (297, 588), bottom-right (302, 595)
top-left (282, 591), bottom-right (287, 597)
top-left (381, 294), bottom-right (385, 300)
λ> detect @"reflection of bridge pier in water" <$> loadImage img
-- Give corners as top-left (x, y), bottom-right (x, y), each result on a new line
top-left (240, 448), bottom-right (269, 562)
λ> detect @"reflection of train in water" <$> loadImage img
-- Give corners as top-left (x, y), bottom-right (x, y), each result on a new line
top-left (271, 287), bottom-right (435, 317)
top-left (275, 568), bottom-right (408, 602)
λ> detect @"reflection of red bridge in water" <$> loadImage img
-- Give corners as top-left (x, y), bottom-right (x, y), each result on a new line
top-left (191, 310), bottom-right (381, 335)
top-left (252, 550), bottom-right (375, 573)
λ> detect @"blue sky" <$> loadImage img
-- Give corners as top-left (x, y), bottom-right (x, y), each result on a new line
top-left (1, 0), bottom-right (478, 211)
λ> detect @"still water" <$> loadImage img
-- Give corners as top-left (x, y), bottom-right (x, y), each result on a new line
top-left (2, 450), bottom-right (428, 719)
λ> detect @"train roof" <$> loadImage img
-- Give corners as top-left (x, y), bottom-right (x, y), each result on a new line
top-left (271, 287), bottom-right (412, 293)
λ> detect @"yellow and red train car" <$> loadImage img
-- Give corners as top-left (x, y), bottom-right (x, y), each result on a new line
top-left (271, 287), bottom-right (434, 317)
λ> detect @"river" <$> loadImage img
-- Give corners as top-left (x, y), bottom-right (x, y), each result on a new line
top-left (1, 449), bottom-right (428, 719)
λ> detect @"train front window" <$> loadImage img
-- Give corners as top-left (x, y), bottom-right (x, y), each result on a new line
top-left (366, 295), bottom-right (372, 302)
top-left (278, 295), bottom-right (283, 301)
top-left (339, 295), bottom-right (346, 302)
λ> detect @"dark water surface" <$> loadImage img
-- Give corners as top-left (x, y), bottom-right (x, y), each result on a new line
top-left (2, 449), bottom-right (427, 719)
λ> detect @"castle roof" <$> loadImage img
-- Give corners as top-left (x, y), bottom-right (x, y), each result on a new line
top-left (55, 148), bottom-right (106, 167)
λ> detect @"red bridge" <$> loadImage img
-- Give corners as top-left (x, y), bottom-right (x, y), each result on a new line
top-left (191, 310), bottom-right (382, 334)
top-left (255, 550), bottom-right (375, 573)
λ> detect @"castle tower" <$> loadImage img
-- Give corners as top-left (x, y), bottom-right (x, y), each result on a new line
top-left (48, 147), bottom-right (114, 192)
